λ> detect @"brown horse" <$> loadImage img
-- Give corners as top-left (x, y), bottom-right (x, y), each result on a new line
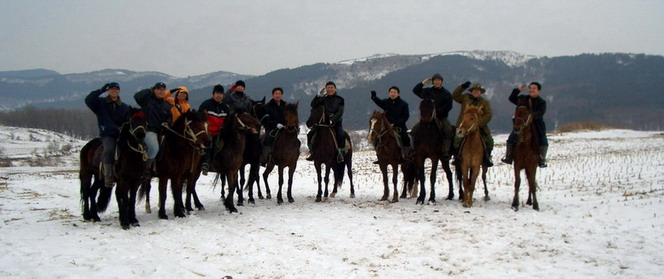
top-left (213, 112), bottom-right (262, 212)
top-left (456, 106), bottom-right (490, 207)
top-left (79, 139), bottom-right (112, 222)
top-left (368, 111), bottom-right (402, 202)
top-left (511, 104), bottom-right (540, 211)
top-left (262, 102), bottom-right (301, 204)
top-left (411, 98), bottom-right (443, 204)
top-left (306, 104), bottom-right (355, 202)
top-left (142, 110), bottom-right (210, 219)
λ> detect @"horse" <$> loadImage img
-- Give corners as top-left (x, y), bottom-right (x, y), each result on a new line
top-left (262, 102), bottom-right (301, 204)
top-left (368, 111), bottom-right (402, 203)
top-left (139, 110), bottom-right (210, 219)
top-left (511, 104), bottom-right (540, 211)
top-left (213, 112), bottom-right (262, 212)
top-left (455, 106), bottom-right (490, 208)
top-left (306, 104), bottom-right (355, 202)
top-left (410, 97), bottom-right (443, 205)
top-left (113, 111), bottom-right (148, 229)
top-left (79, 139), bottom-right (112, 222)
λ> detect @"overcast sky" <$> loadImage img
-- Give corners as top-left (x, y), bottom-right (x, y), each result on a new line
top-left (2, 0), bottom-right (663, 77)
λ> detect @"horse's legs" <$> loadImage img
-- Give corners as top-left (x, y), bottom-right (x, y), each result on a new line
top-left (466, 166), bottom-right (480, 208)
top-left (456, 160), bottom-right (464, 201)
top-left (129, 180), bottom-right (140, 226)
top-left (482, 166), bottom-right (490, 201)
top-left (512, 168), bottom-right (521, 211)
top-left (428, 158), bottom-right (438, 204)
top-left (171, 177), bottom-right (186, 218)
top-left (115, 182), bottom-right (130, 230)
top-left (416, 158), bottom-right (426, 204)
top-left (143, 179), bottom-right (152, 214)
top-left (277, 165), bottom-right (285, 204)
top-left (158, 177), bottom-right (169, 219)
top-left (526, 167), bottom-right (539, 211)
top-left (379, 163), bottom-right (389, 201)
top-left (252, 163), bottom-right (264, 200)
top-left (347, 159), bottom-right (355, 198)
top-left (391, 163), bottom-right (399, 203)
top-left (80, 173), bottom-right (93, 221)
top-left (89, 179), bottom-right (102, 222)
top-left (442, 159), bottom-right (455, 200)
top-left (315, 163), bottom-right (323, 202)
top-left (188, 174), bottom-right (204, 211)
top-left (262, 164), bottom-right (275, 200)
top-left (236, 170), bottom-right (245, 206)
top-left (223, 172), bottom-right (239, 213)
top-left (324, 165), bottom-right (331, 199)
top-left (287, 164), bottom-right (295, 203)
top-left (220, 174), bottom-right (226, 200)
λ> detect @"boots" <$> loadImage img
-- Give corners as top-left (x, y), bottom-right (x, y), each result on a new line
top-left (538, 146), bottom-right (548, 168)
top-left (103, 164), bottom-right (114, 188)
top-left (201, 162), bottom-right (210, 176)
top-left (144, 159), bottom-right (154, 179)
top-left (485, 149), bottom-right (494, 167)
top-left (305, 143), bottom-right (314, 161)
top-left (337, 148), bottom-right (345, 163)
top-left (260, 145), bottom-right (272, 167)
top-left (501, 142), bottom-right (515, 164)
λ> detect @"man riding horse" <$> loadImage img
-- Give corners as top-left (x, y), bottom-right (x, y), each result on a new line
top-left (452, 81), bottom-right (494, 167)
top-left (412, 73), bottom-right (454, 159)
top-left (261, 87), bottom-right (288, 166)
top-left (85, 82), bottom-right (131, 188)
top-left (370, 86), bottom-right (411, 160)
top-left (306, 81), bottom-right (346, 163)
top-left (199, 84), bottom-right (229, 175)
top-left (134, 82), bottom-right (173, 176)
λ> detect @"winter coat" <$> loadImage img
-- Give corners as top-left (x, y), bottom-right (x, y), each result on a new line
top-left (452, 85), bottom-right (493, 135)
top-left (224, 91), bottom-right (253, 115)
top-left (508, 89), bottom-right (546, 120)
top-left (371, 95), bottom-right (409, 130)
top-left (263, 99), bottom-right (287, 131)
top-left (311, 94), bottom-right (344, 125)
top-left (134, 89), bottom-right (173, 133)
top-left (85, 88), bottom-right (130, 137)
top-left (199, 98), bottom-right (229, 136)
top-left (164, 90), bottom-right (191, 123)
top-left (412, 83), bottom-right (453, 119)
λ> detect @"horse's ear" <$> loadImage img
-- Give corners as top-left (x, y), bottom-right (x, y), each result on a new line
top-left (294, 101), bottom-right (299, 108)
top-left (261, 96), bottom-right (266, 103)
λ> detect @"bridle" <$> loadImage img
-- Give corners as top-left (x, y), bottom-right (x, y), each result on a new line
top-left (161, 117), bottom-right (209, 154)
top-left (120, 118), bottom-right (148, 161)
top-left (457, 111), bottom-right (479, 138)
top-left (368, 115), bottom-right (390, 145)
top-left (514, 106), bottom-right (533, 142)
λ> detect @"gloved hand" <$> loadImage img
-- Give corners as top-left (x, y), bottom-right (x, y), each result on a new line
top-left (328, 120), bottom-right (335, 126)
top-left (318, 88), bottom-right (326, 97)
top-left (518, 84), bottom-right (527, 91)
top-left (101, 83), bottom-right (110, 92)
top-left (371, 90), bottom-right (377, 98)
top-left (276, 123), bottom-right (285, 129)
top-left (422, 78), bottom-right (432, 85)
top-left (461, 81), bottom-right (471, 89)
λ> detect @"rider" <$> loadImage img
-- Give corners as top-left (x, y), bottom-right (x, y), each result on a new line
top-left (85, 82), bottom-right (131, 188)
top-left (164, 86), bottom-right (191, 123)
top-left (224, 80), bottom-right (253, 115)
top-left (501, 82), bottom-right (549, 167)
top-left (199, 84), bottom-right (229, 175)
top-left (371, 86), bottom-right (411, 159)
top-left (306, 81), bottom-right (346, 163)
top-left (412, 73), bottom-right (454, 159)
top-left (261, 87), bottom-right (288, 166)
top-left (452, 81), bottom-right (494, 167)
top-left (134, 82), bottom-right (173, 177)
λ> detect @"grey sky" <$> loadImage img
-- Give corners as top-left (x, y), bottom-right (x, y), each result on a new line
top-left (1, 0), bottom-right (663, 77)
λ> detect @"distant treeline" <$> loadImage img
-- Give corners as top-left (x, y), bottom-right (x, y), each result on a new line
top-left (0, 106), bottom-right (98, 139)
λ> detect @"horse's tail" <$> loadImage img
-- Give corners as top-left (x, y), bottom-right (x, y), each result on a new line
top-left (96, 186), bottom-right (113, 213)
top-left (334, 161), bottom-right (345, 188)
top-left (137, 179), bottom-right (150, 202)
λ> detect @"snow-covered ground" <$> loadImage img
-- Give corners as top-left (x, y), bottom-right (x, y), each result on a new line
top-left (1, 126), bottom-right (663, 278)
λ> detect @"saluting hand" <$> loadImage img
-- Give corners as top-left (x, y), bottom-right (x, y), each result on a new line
top-left (518, 84), bottom-right (527, 91)
top-left (461, 81), bottom-right (471, 89)
top-left (371, 90), bottom-right (377, 98)
top-left (422, 78), bottom-right (432, 86)
top-left (101, 83), bottom-right (110, 92)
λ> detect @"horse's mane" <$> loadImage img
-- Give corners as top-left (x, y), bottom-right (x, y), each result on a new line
top-left (464, 105), bottom-right (483, 115)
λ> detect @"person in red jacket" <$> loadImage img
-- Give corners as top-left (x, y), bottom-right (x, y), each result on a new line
top-left (198, 84), bottom-right (229, 175)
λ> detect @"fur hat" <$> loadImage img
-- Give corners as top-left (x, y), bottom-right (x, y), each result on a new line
top-left (468, 83), bottom-right (486, 94)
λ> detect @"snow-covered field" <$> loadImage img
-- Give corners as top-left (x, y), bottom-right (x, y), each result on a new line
top-left (1, 126), bottom-right (663, 278)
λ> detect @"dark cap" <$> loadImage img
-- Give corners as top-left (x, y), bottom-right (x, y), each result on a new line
top-left (325, 81), bottom-right (336, 88)
top-left (153, 82), bottom-right (166, 89)
top-left (212, 84), bottom-right (225, 94)
top-left (108, 82), bottom-right (120, 89)
top-left (235, 80), bottom-right (246, 88)
top-left (432, 73), bottom-right (443, 81)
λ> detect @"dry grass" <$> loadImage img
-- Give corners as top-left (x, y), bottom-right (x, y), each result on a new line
top-left (555, 122), bottom-right (615, 133)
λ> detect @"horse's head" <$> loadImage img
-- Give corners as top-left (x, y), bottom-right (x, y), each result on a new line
top-left (284, 102), bottom-right (300, 129)
top-left (252, 97), bottom-right (267, 123)
top-left (232, 112), bottom-right (262, 134)
top-left (456, 106), bottom-right (483, 138)
top-left (128, 110), bottom-right (147, 141)
top-left (419, 97), bottom-right (436, 124)
top-left (306, 105), bottom-right (325, 128)
top-left (367, 110), bottom-right (389, 144)
top-left (513, 105), bottom-right (533, 135)
top-left (173, 110), bottom-right (211, 149)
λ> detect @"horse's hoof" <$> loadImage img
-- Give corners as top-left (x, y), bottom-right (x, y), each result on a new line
top-left (159, 213), bottom-right (168, 220)
top-left (121, 224), bottom-right (130, 230)
top-left (350, 193), bottom-right (355, 199)
top-left (277, 199), bottom-right (283, 205)
top-left (197, 206), bottom-right (205, 211)
top-left (258, 195), bottom-right (265, 200)
top-left (92, 216), bottom-right (101, 222)
top-left (484, 196), bottom-right (491, 201)
top-left (237, 201), bottom-right (244, 206)
top-left (330, 193), bottom-right (336, 198)
top-left (131, 222), bottom-right (140, 227)
top-left (446, 195), bottom-right (454, 200)
top-left (266, 194), bottom-right (272, 200)
top-left (533, 205), bottom-right (540, 211)
top-left (176, 213), bottom-right (186, 218)
top-left (315, 197), bottom-right (322, 202)
top-left (248, 199), bottom-right (255, 205)
top-left (379, 197), bottom-right (388, 202)
top-left (428, 199), bottom-right (437, 205)
top-left (288, 198), bottom-right (294, 203)
top-left (511, 206), bottom-right (519, 211)
top-left (390, 199), bottom-right (398, 203)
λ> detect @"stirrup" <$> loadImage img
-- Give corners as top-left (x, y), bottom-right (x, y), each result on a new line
top-left (501, 157), bottom-right (513, 164)
top-left (538, 161), bottom-right (548, 168)
top-left (201, 163), bottom-right (209, 175)
top-left (336, 152), bottom-right (344, 163)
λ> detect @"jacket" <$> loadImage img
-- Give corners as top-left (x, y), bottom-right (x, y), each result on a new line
top-left (85, 88), bottom-right (130, 137)
top-left (311, 94), bottom-right (344, 125)
top-left (264, 99), bottom-right (287, 131)
top-left (199, 98), bottom-right (229, 136)
top-left (164, 90), bottom-right (191, 123)
top-left (412, 83), bottom-right (453, 119)
top-left (225, 91), bottom-right (254, 115)
top-left (508, 89), bottom-right (546, 120)
top-left (134, 89), bottom-right (173, 133)
top-left (371, 95), bottom-right (409, 129)
top-left (452, 85), bottom-right (493, 135)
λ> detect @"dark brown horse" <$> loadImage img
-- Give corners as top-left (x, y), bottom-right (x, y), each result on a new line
top-left (456, 106), bottom-right (490, 208)
top-left (368, 111), bottom-right (402, 203)
top-left (213, 112), bottom-right (262, 212)
top-left (140, 110), bottom-right (210, 219)
top-left (262, 102), bottom-right (301, 204)
top-left (307, 104), bottom-right (355, 202)
top-left (511, 104), bottom-right (540, 211)
top-left (236, 98), bottom-right (268, 204)
top-left (411, 98), bottom-right (443, 204)
top-left (79, 139), bottom-right (112, 222)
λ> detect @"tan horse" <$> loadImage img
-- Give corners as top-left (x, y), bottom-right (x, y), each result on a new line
top-left (511, 105), bottom-right (540, 211)
top-left (456, 106), bottom-right (490, 207)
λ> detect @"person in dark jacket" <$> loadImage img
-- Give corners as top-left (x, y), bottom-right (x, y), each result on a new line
top-left (501, 82), bottom-right (549, 167)
top-left (199, 84), bottom-right (229, 175)
top-left (261, 87), bottom-right (288, 166)
top-left (134, 82), bottom-right (172, 176)
top-left (85, 82), bottom-right (131, 187)
top-left (224, 80), bottom-right (254, 115)
top-left (371, 86), bottom-right (411, 159)
top-left (412, 73), bottom-right (454, 158)
top-left (306, 81), bottom-right (346, 163)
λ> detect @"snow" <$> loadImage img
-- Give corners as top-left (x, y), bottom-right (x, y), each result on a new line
top-left (1, 126), bottom-right (663, 278)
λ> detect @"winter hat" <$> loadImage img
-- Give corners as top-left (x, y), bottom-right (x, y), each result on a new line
top-left (235, 80), bottom-right (246, 88)
top-left (389, 86), bottom-right (400, 94)
top-left (431, 73), bottom-right (443, 82)
top-left (325, 81), bottom-right (336, 88)
top-left (108, 82), bottom-right (120, 90)
top-left (468, 83), bottom-right (486, 94)
top-left (212, 84), bottom-right (225, 94)
top-left (176, 86), bottom-right (189, 94)
top-left (153, 82), bottom-right (166, 89)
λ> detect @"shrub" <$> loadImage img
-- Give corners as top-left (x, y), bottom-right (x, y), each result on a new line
top-left (555, 122), bottom-right (614, 133)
